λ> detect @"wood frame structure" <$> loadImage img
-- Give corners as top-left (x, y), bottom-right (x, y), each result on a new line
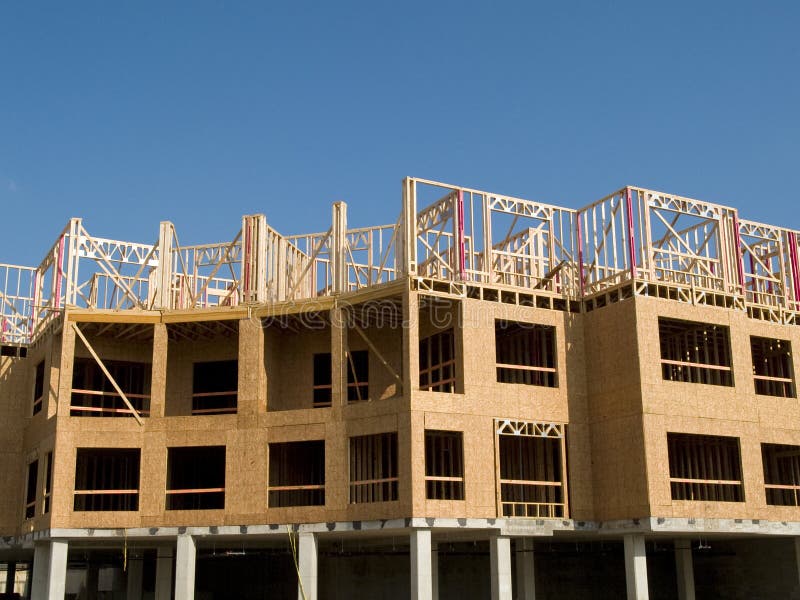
top-left (494, 419), bottom-right (568, 519)
top-left (5, 177), bottom-right (800, 348)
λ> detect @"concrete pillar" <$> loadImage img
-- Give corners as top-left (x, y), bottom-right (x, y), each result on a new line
top-left (490, 535), bottom-right (512, 600)
top-left (432, 542), bottom-right (439, 600)
top-left (624, 534), bottom-right (649, 600)
top-left (5, 561), bottom-right (16, 595)
top-left (155, 546), bottom-right (174, 600)
top-left (515, 538), bottom-right (535, 600)
top-left (410, 529), bottom-right (433, 600)
top-left (298, 532), bottom-right (318, 600)
top-left (31, 543), bottom-right (50, 598)
top-left (32, 540), bottom-right (68, 600)
top-left (674, 540), bottom-right (695, 600)
top-left (175, 534), bottom-right (196, 600)
top-left (32, 541), bottom-right (69, 600)
top-left (126, 555), bottom-right (144, 600)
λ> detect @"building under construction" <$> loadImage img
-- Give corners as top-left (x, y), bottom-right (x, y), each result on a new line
top-left (1, 177), bottom-right (800, 599)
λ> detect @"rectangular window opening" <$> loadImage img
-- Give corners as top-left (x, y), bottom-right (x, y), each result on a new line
top-left (32, 360), bottom-right (45, 415)
top-left (347, 350), bottom-right (369, 403)
top-left (349, 432), bottom-right (398, 503)
top-left (192, 360), bottom-right (238, 415)
top-left (659, 318), bottom-right (733, 386)
top-left (751, 336), bottom-right (796, 398)
top-left (495, 320), bottom-right (557, 387)
top-left (419, 329), bottom-right (456, 392)
top-left (313, 353), bottom-right (332, 408)
top-left (268, 441), bottom-right (325, 507)
top-left (71, 357), bottom-right (151, 418)
top-left (74, 448), bottom-right (141, 511)
top-left (425, 430), bottom-right (464, 500)
top-left (762, 443), bottom-right (800, 506)
top-left (497, 421), bottom-right (566, 518)
top-left (166, 446), bottom-right (225, 510)
top-left (668, 433), bottom-right (744, 502)
top-left (25, 460), bottom-right (38, 520)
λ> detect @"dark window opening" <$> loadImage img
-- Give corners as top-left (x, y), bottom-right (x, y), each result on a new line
top-left (313, 353), bottom-right (332, 408)
top-left (74, 448), bottom-right (141, 511)
top-left (659, 318), bottom-right (733, 386)
top-left (347, 350), bottom-right (369, 402)
top-left (495, 320), bottom-right (557, 387)
top-left (25, 460), bottom-right (38, 520)
top-left (268, 441), bottom-right (325, 507)
top-left (751, 336), bottom-right (796, 398)
top-left (425, 430), bottom-right (464, 500)
top-left (1, 345), bottom-right (27, 358)
top-left (166, 446), bottom-right (225, 510)
top-left (419, 329), bottom-right (456, 392)
top-left (498, 428), bottom-right (565, 518)
top-left (762, 443), bottom-right (800, 506)
top-left (43, 451), bottom-right (53, 514)
top-left (33, 360), bottom-right (45, 415)
top-left (668, 433), bottom-right (743, 502)
top-left (349, 433), bottom-right (398, 503)
top-left (71, 357), bottom-right (151, 418)
top-left (192, 360), bottom-right (238, 415)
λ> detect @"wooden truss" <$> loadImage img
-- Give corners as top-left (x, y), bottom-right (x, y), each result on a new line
top-left (4, 177), bottom-right (800, 345)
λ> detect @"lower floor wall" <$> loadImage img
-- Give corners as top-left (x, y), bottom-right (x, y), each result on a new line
top-left (3, 529), bottom-right (800, 599)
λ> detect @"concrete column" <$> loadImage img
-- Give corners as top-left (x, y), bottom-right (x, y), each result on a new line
top-left (624, 534), bottom-right (649, 600)
top-left (155, 546), bottom-right (174, 600)
top-left (410, 529), bottom-right (433, 600)
top-left (298, 532), bottom-right (318, 600)
top-left (432, 542), bottom-right (439, 600)
top-left (46, 541), bottom-right (69, 600)
top-left (126, 555), bottom-right (144, 600)
top-left (674, 540), bottom-right (695, 600)
top-left (32, 541), bottom-right (69, 600)
top-left (515, 538), bottom-right (535, 600)
top-left (175, 534), bottom-right (197, 600)
top-left (490, 535), bottom-right (512, 600)
top-left (5, 561), bottom-right (16, 595)
top-left (31, 546), bottom-right (50, 600)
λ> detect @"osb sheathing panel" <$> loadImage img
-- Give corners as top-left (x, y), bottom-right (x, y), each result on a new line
top-left (0, 354), bottom-right (30, 534)
top-left (412, 296), bottom-right (594, 521)
top-left (583, 300), bottom-right (650, 521)
top-left (636, 295), bottom-right (800, 521)
top-left (22, 333), bottom-right (60, 448)
top-left (11, 286), bottom-right (800, 534)
top-left (43, 311), bottom-right (413, 530)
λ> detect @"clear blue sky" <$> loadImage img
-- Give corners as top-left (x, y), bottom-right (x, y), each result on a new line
top-left (1, 1), bottom-right (798, 266)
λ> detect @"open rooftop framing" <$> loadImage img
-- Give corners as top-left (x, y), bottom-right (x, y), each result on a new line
top-left (3, 177), bottom-right (800, 349)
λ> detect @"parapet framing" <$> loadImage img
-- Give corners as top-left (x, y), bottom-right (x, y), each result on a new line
top-left (1, 177), bottom-right (800, 599)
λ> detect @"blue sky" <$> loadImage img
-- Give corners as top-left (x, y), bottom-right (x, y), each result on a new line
top-left (1, 1), bottom-right (798, 266)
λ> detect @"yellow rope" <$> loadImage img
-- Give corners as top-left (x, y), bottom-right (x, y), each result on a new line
top-left (287, 525), bottom-right (307, 600)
